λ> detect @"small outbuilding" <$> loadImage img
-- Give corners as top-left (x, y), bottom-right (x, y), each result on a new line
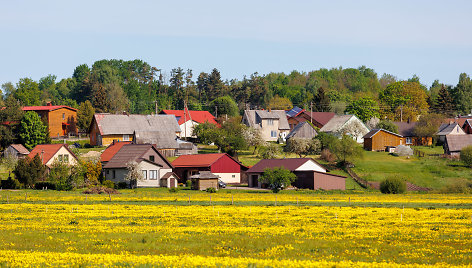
top-left (4, 144), bottom-right (29, 159)
top-left (286, 121), bottom-right (318, 140)
top-left (443, 135), bottom-right (472, 157)
top-left (436, 122), bottom-right (465, 143)
top-left (363, 129), bottom-right (404, 151)
top-left (190, 171), bottom-right (219, 190)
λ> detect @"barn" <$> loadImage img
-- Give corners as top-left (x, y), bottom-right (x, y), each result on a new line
top-left (363, 129), bottom-right (404, 151)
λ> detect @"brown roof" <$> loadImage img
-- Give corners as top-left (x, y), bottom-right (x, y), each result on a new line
top-left (445, 135), bottom-right (472, 152)
top-left (28, 144), bottom-right (77, 165)
top-left (9, 144), bottom-right (29, 155)
top-left (171, 153), bottom-right (247, 169)
top-left (363, 129), bottom-right (403, 139)
top-left (100, 141), bottom-right (131, 162)
top-left (246, 158), bottom-right (325, 173)
top-left (162, 172), bottom-right (179, 179)
top-left (103, 144), bottom-right (169, 169)
top-left (393, 122), bottom-right (416, 137)
top-left (305, 112), bottom-right (336, 126)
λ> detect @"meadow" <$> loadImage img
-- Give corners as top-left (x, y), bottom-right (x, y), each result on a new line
top-left (0, 188), bottom-right (471, 267)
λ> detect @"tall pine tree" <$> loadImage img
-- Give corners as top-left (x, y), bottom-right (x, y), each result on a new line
top-left (314, 87), bottom-right (331, 112)
top-left (433, 85), bottom-right (454, 116)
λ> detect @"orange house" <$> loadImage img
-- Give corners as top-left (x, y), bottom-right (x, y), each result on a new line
top-left (22, 104), bottom-right (77, 138)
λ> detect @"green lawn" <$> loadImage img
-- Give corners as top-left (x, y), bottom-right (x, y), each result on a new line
top-left (352, 148), bottom-right (472, 190)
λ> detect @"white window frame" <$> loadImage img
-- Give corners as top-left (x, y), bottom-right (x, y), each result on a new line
top-left (123, 134), bottom-right (130, 141)
top-left (271, 130), bottom-right (277, 138)
top-left (149, 170), bottom-right (158, 180)
top-left (406, 137), bottom-right (412, 144)
top-left (142, 170), bottom-right (147, 180)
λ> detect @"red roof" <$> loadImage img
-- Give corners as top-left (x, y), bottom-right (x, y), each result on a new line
top-left (246, 158), bottom-right (325, 173)
top-left (160, 110), bottom-right (218, 125)
top-left (100, 141), bottom-right (132, 162)
top-left (28, 144), bottom-right (75, 165)
top-left (22, 105), bottom-right (77, 112)
top-left (172, 153), bottom-right (227, 167)
top-left (306, 112), bottom-right (336, 126)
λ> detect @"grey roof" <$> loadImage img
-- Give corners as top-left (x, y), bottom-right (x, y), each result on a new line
top-left (189, 171), bottom-right (219, 179)
top-left (177, 139), bottom-right (195, 150)
top-left (103, 144), bottom-right (163, 169)
top-left (320, 115), bottom-right (360, 132)
top-left (363, 129), bottom-right (403, 139)
top-left (133, 130), bottom-right (179, 149)
top-left (243, 110), bottom-right (290, 130)
top-left (94, 114), bottom-right (181, 135)
top-left (393, 122), bottom-right (417, 137)
top-left (445, 135), bottom-right (472, 152)
top-left (286, 122), bottom-right (318, 139)
top-left (437, 123), bottom-right (465, 136)
top-left (9, 144), bottom-right (29, 155)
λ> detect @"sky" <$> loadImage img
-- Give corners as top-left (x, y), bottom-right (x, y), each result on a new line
top-left (1, 0), bottom-right (471, 88)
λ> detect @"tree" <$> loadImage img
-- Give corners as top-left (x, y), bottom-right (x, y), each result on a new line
top-left (106, 83), bottom-right (129, 113)
top-left (380, 176), bottom-right (406, 194)
top-left (14, 78), bottom-right (41, 106)
top-left (207, 68), bottom-right (224, 100)
top-left (19, 111), bottom-right (48, 149)
top-left (432, 85), bottom-right (454, 116)
top-left (379, 81), bottom-right (429, 121)
top-left (77, 100), bottom-right (95, 131)
top-left (413, 113), bottom-right (444, 144)
top-left (48, 160), bottom-right (73, 190)
top-left (460, 145), bottom-right (472, 167)
top-left (0, 95), bottom-right (24, 149)
top-left (451, 73), bottom-right (472, 115)
top-left (192, 122), bottom-right (218, 144)
top-left (125, 161), bottom-right (143, 188)
top-left (210, 96), bottom-right (239, 117)
top-left (314, 87), bottom-right (331, 112)
top-left (328, 135), bottom-right (364, 166)
top-left (259, 167), bottom-right (297, 193)
top-left (376, 120), bottom-right (398, 134)
top-left (366, 117), bottom-right (380, 130)
top-left (346, 97), bottom-right (380, 122)
top-left (1, 82), bottom-right (15, 98)
top-left (244, 127), bottom-right (264, 154)
top-left (267, 95), bottom-right (293, 110)
top-left (285, 138), bottom-right (320, 157)
top-left (14, 154), bottom-right (46, 188)
top-left (259, 143), bottom-right (281, 159)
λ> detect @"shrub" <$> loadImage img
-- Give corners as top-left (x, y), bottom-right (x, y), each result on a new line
top-left (102, 180), bottom-right (115, 189)
top-left (117, 182), bottom-right (128, 189)
top-left (259, 167), bottom-right (297, 193)
top-left (34, 182), bottom-right (56, 190)
top-left (380, 177), bottom-right (406, 194)
top-left (206, 187), bottom-right (217, 193)
top-left (460, 145), bottom-right (472, 167)
top-left (1, 177), bottom-right (21, 189)
top-left (186, 179), bottom-right (192, 188)
top-left (83, 186), bottom-right (120, 194)
top-left (259, 143), bottom-right (281, 159)
top-left (439, 180), bottom-right (472, 194)
top-left (169, 187), bottom-right (180, 193)
top-left (320, 149), bottom-right (336, 163)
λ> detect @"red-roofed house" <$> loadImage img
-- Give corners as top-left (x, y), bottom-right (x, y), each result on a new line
top-left (246, 158), bottom-right (345, 190)
top-left (160, 109), bottom-right (218, 139)
top-left (100, 141), bottom-right (132, 164)
top-left (28, 144), bottom-right (78, 168)
top-left (172, 153), bottom-right (247, 184)
top-left (287, 110), bottom-right (335, 130)
top-left (22, 103), bottom-right (77, 138)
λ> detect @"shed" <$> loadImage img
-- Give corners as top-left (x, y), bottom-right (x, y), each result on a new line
top-left (4, 144), bottom-right (29, 159)
top-left (436, 122), bottom-right (465, 143)
top-left (363, 129), bottom-right (403, 151)
top-left (443, 135), bottom-right (472, 156)
top-left (190, 171), bottom-right (219, 190)
top-left (286, 121), bottom-right (318, 140)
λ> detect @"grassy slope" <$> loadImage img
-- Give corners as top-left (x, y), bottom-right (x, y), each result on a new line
top-left (352, 146), bottom-right (472, 189)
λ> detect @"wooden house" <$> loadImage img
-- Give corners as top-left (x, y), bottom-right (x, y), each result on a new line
top-left (286, 121), bottom-right (318, 140)
top-left (28, 144), bottom-right (78, 168)
top-left (22, 104), bottom-right (77, 138)
top-left (394, 121), bottom-right (432, 146)
top-left (246, 158), bottom-right (345, 190)
top-left (443, 135), bottom-right (472, 157)
top-left (363, 129), bottom-right (404, 151)
top-left (190, 171), bottom-right (220, 190)
top-left (102, 144), bottom-right (177, 188)
top-left (3, 144), bottom-right (29, 159)
top-left (88, 114), bottom-right (181, 147)
top-left (159, 109), bottom-right (218, 139)
top-left (172, 153), bottom-right (247, 184)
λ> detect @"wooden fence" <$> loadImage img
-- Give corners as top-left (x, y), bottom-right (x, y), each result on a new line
top-left (344, 166), bottom-right (370, 189)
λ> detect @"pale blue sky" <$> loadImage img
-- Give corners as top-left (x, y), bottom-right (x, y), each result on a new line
top-left (1, 0), bottom-right (471, 88)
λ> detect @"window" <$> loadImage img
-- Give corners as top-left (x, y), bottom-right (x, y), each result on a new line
top-left (123, 134), bottom-right (130, 141)
top-left (271, 130), bottom-right (277, 138)
top-left (106, 170), bottom-right (109, 174)
top-left (267, 119), bottom-right (274, 126)
top-left (406, 137), bottom-right (412, 144)
top-left (63, 155), bottom-right (69, 163)
top-left (149, 170), bottom-right (158, 180)
top-left (62, 113), bottom-right (65, 120)
top-left (149, 155), bottom-right (155, 162)
top-left (58, 155), bottom-right (63, 162)
top-left (112, 170), bottom-right (116, 179)
top-left (142, 170), bottom-right (147, 180)
top-left (232, 175), bottom-right (235, 178)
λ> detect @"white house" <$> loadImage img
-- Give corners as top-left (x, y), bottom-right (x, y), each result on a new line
top-left (320, 115), bottom-right (370, 143)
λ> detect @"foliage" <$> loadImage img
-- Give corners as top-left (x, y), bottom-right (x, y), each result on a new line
top-left (345, 97), bottom-right (380, 122)
top-left (432, 85), bottom-right (454, 116)
top-left (1, 154), bottom-right (18, 172)
top-left (266, 95), bottom-right (293, 110)
top-left (14, 78), bottom-right (41, 106)
top-left (192, 122), bottom-right (218, 144)
top-left (195, 118), bottom-right (247, 156)
top-left (48, 160), bottom-right (73, 191)
top-left (320, 149), bottom-right (337, 163)
top-left (19, 111), bottom-right (48, 149)
top-left (77, 100), bottom-right (95, 131)
top-left (285, 138), bottom-right (320, 157)
top-left (376, 120), bottom-right (398, 134)
top-left (379, 81), bottom-right (429, 121)
top-left (125, 161), bottom-right (143, 188)
top-left (169, 187), bottom-right (180, 193)
top-left (0, 177), bottom-right (21, 189)
top-left (413, 113), bottom-right (444, 141)
top-left (206, 187), bottom-right (217, 193)
top-left (460, 145), bottom-right (472, 167)
top-left (314, 87), bottom-right (331, 112)
top-left (0, 95), bottom-right (25, 149)
top-left (316, 132), bottom-right (338, 150)
top-left (84, 160), bottom-right (101, 186)
top-left (243, 127), bottom-right (264, 154)
top-left (380, 176), bottom-right (406, 194)
top-left (366, 117), bottom-right (380, 130)
top-left (259, 167), bottom-right (297, 193)
top-left (103, 180), bottom-right (115, 189)
top-left (451, 73), bottom-right (472, 115)
top-left (13, 154), bottom-right (46, 188)
top-left (210, 96), bottom-right (239, 117)
top-left (258, 143), bottom-right (281, 159)
top-left (328, 135), bottom-right (364, 165)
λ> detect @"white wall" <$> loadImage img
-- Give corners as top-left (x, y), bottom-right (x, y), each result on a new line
top-left (214, 173), bottom-right (240, 184)
top-left (137, 161), bottom-right (161, 187)
top-left (46, 146), bottom-right (77, 167)
top-left (179, 120), bottom-right (199, 138)
top-left (295, 160), bottom-right (326, 172)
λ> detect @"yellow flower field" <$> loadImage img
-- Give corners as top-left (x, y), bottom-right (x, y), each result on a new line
top-left (0, 189), bottom-right (470, 267)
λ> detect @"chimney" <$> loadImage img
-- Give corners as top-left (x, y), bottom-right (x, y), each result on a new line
top-left (46, 102), bottom-right (52, 106)
top-left (40, 150), bottom-right (44, 163)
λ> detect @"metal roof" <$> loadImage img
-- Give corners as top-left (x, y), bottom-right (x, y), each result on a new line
top-left (93, 114), bottom-right (181, 135)
top-left (133, 130), bottom-right (179, 149)
top-left (102, 144), bottom-right (166, 169)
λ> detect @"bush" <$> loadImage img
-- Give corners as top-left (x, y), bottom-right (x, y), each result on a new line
top-left (380, 177), bottom-right (406, 194)
top-left (169, 187), bottom-right (180, 193)
top-left (206, 187), bottom-right (217, 193)
top-left (320, 149), bottom-right (336, 163)
top-left (259, 167), bottom-right (297, 193)
top-left (439, 180), bottom-right (472, 194)
top-left (82, 186), bottom-right (120, 194)
top-left (102, 180), bottom-right (115, 189)
top-left (34, 182), bottom-right (56, 190)
top-left (1, 177), bottom-right (21, 189)
top-left (460, 145), bottom-right (472, 167)
top-left (117, 182), bottom-right (128, 189)
top-left (84, 143), bottom-right (93, 148)
top-left (186, 179), bottom-right (192, 188)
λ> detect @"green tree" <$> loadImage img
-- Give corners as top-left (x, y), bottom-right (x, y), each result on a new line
top-left (376, 120), bottom-right (398, 133)
top-left (0, 95), bottom-right (24, 149)
top-left (380, 176), bottom-right (406, 194)
top-left (432, 85), bottom-right (454, 116)
top-left (14, 154), bottom-right (46, 188)
top-left (14, 78), bottom-right (41, 106)
top-left (77, 100), bottom-right (95, 131)
top-left (210, 96), bottom-right (239, 117)
top-left (346, 97), bottom-right (380, 122)
top-left (19, 111), bottom-right (48, 149)
top-left (328, 135), bottom-right (364, 166)
top-left (259, 143), bottom-right (281, 159)
top-left (48, 160), bottom-right (73, 190)
top-left (259, 167), bottom-right (297, 193)
top-left (207, 68), bottom-right (224, 100)
top-left (244, 127), bottom-right (264, 154)
top-left (314, 87), bottom-right (331, 112)
top-left (460, 145), bottom-right (472, 167)
top-left (451, 73), bottom-right (472, 115)
top-left (379, 81), bottom-right (429, 121)
top-left (413, 113), bottom-right (444, 144)
top-left (267, 95), bottom-right (293, 110)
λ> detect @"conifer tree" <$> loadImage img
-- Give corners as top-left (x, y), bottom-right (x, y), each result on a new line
top-left (314, 87), bottom-right (331, 112)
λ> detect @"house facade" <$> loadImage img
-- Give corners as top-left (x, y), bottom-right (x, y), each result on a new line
top-left (436, 122), bottom-right (465, 143)
top-left (246, 158), bottom-right (345, 190)
top-left (4, 144), bottom-right (29, 159)
top-left (28, 144), bottom-right (78, 168)
top-left (89, 114), bottom-right (181, 146)
top-left (394, 122), bottom-right (432, 146)
top-left (102, 144), bottom-right (177, 188)
top-left (363, 129), bottom-right (404, 151)
top-left (23, 104), bottom-right (77, 138)
top-left (243, 110), bottom-right (290, 142)
top-left (320, 115), bottom-right (369, 143)
top-left (172, 153), bottom-right (247, 184)
top-left (160, 110), bottom-right (218, 139)
top-left (287, 110), bottom-right (335, 130)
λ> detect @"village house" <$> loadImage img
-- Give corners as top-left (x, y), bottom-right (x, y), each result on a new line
top-left (443, 135), bottom-right (472, 157)
top-left (159, 109), bottom-right (218, 139)
top-left (100, 141), bottom-right (131, 165)
top-left (132, 130), bottom-right (197, 157)
top-left (23, 104), bottom-right (77, 138)
top-left (436, 122), bottom-right (465, 143)
top-left (393, 121), bottom-right (433, 146)
top-left (246, 158), bottom-right (346, 190)
top-left (102, 144), bottom-right (178, 188)
top-left (462, 119), bottom-right (472, 134)
top-left (172, 153), bottom-right (248, 184)
top-left (285, 121), bottom-right (318, 141)
top-left (320, 114), bottom-right (369, 143)
top-left (28, 144), bottom-right (78, 168)
top-left (88, 113), bottom-right (181, 146)
top-left (286, 107), bottom-right (335, 130)
top-left (3, 144), bottom-right (29, 159)
top-left (243, 110), bottom-right (290, 142)
top-left (363, 129), bottom-right (404, 151)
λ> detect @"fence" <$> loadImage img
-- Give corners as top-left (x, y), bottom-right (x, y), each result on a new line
top-left (344, 166), bottom-right (370, 189)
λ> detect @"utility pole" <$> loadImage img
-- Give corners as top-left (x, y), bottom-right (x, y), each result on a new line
top-left (215, 106), bottom-right (218, 118)
top-left (154, 100), bottom-right (158, 115)
top-left (400, 105), bottom-right (403, 122)
top-left (184, 100), bottom-right (187, 141)
top-left (310, 101), bottom-right (313, 124)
